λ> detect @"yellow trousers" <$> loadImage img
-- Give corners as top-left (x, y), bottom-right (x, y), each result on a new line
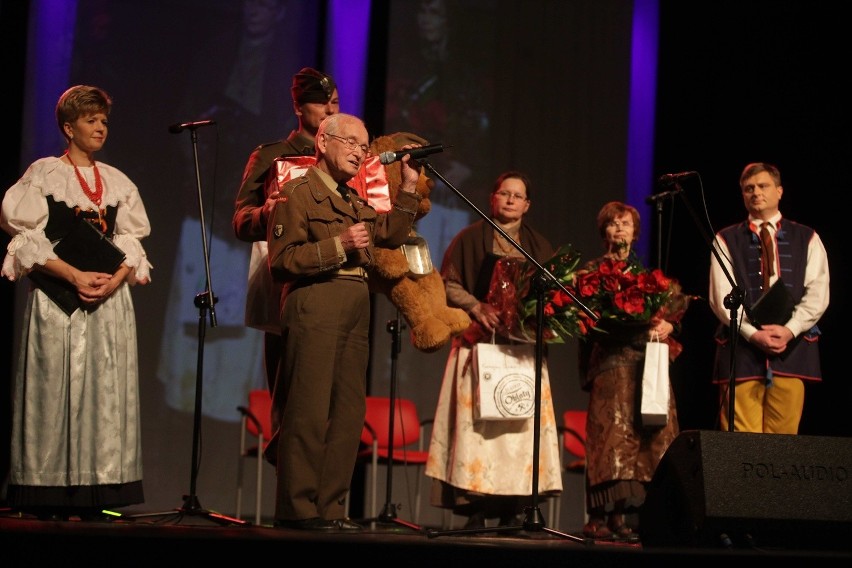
top-left (718, 376), bottom-right (805, 434)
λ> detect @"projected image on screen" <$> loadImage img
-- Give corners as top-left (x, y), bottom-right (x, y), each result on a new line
top-left (155, 1), bottom-right (324, 421)
top-left (384, 0), bottom-right (496, 264)
top-left (48, 0), bottom-right (322, 422)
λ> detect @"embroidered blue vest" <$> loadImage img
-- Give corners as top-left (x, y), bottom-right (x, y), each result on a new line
top-left (713, 219), bottom-right (822, 383)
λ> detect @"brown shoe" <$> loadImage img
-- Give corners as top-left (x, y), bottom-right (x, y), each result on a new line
top-left (332, 517), bottom-right (363, 531)
top-left (582, 516), bottom-right (613, 539)
top-left (273, 517), bottom-right (337, 531)
top-left (607, 513), bottom-right (633, 540)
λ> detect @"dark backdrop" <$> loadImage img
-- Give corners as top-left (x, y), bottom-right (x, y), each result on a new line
top-left (653, 1), bottom-right (850, 437)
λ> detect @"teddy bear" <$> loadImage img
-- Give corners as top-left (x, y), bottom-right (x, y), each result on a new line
top-left (361, 132), bottom-right (471, 353)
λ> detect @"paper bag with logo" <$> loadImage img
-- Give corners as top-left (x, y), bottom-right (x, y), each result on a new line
top-left (472, 340), bottom-right (544, 420)
top-left (640, 332), bottom-right (670, 427)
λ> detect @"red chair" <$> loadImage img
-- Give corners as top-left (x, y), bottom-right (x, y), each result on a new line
top-left (349, 396), bottom-right (432, 526)
top-left (561, 409), bottom-right (588, 473)
top-left (550, 409), bottom-right (588, 529)
top-left (235, 389), bottom-right (274, 525)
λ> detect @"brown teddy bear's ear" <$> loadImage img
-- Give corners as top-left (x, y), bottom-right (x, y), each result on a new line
top-left (390, 132), bottom-right (430, 147)
top-left (368, 132), bottom-right (430, 157)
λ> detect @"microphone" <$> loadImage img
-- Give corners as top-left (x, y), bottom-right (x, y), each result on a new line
top-left (379, 143), bottom-right (446, 165)
top-left (645, 188), bottom-right (681, 204)
top-left (657, 171), bottom-right (698, 185)
top-left (168, 119), bottom-right (217, 134)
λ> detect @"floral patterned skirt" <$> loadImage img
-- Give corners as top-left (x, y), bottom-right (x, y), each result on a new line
top-left (425, 343), bottom-right (563, 507)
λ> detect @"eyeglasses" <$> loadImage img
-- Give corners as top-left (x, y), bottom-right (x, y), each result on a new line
top-left (494, 191), bottom-right (528, 201)
top-left (606, 220), bottom-right (633, 229)
top-left (326, 133), bottom-right (371, 156)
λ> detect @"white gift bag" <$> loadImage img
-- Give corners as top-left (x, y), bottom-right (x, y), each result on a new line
top-left (472, 340), bottom-right (543, 420)
top-left (640, 333), bottom-right (670, 427)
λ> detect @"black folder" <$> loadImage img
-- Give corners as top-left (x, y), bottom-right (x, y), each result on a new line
top-left (749, 278), bottom-right (794, 328)
top-left (748, 278), bottom-right (800, 359)
top-left (28, 219), bottom-right (126, 315)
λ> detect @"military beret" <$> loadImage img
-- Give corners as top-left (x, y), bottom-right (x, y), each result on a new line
top-left (291, 67), bottom-right (336, 104)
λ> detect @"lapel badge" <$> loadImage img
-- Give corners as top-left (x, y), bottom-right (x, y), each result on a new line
top-left (274, 224), bottom-right (284, 238)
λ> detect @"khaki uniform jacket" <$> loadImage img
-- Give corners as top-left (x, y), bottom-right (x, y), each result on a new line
top-left (267, 166), bottom-right (421, 295)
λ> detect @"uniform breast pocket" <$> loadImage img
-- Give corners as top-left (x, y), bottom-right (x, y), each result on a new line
top-left (357, 207), bottom-right (377, 233)
top-left (307, 207), bottom-right (345, 240)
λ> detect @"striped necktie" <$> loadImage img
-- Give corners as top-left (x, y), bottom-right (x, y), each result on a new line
top-left (759, 222), bottom-right (775, 290)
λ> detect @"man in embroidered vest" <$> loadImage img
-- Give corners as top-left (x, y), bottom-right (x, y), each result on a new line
top-left (708, 162), bottom-right (829, 433)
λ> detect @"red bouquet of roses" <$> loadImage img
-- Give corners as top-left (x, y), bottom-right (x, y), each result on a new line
top-left (574, 255), bottom-right (692, 357)
top-left (511, 246), bottom-right (690, 347)
top-left (477, 243), bottom-right (691, 348)
top-left (575, 257), bottom-right (687, 323)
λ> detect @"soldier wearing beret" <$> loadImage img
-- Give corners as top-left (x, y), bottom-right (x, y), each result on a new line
top-left (232, 68), bottom-right (339, 414)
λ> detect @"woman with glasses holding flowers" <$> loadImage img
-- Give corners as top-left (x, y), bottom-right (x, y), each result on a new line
top-left (575, 201), bottom-right (689, 541)
top-left (425, 170), bottom-right (563, 530)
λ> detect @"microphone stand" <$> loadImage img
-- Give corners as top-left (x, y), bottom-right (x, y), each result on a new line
top-left (130, 124), bottom-right (247, 526)
top-left (663, 182), bottom-right (742, 431)
top-left (645, 188), bottom-right (679, 268)
top-left (361, 309), bottom-right (423, 532)
top-left (421, 161), bottom-right (594, 543)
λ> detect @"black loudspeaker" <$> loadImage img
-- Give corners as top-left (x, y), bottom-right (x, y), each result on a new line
top-left (640, 430), bottom-right (852, 550)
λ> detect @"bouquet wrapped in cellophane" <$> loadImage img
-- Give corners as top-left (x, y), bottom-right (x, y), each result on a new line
top-left (477, 244), bottom-right (593, 344)
top-left (483, 244), bottom-right (693, 351)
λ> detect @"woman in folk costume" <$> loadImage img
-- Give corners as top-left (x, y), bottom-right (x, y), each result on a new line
top-left (426, 170), bottom-right (561, 529)
top-left (1, 85), bottom-right (152, 520)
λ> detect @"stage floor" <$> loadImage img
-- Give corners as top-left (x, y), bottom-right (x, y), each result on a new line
top-left (2, 508), bottom-right (850, 566)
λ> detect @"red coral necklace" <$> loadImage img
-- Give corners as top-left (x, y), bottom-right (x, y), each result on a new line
top-left (65, 150), bottom-right (103, 206)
